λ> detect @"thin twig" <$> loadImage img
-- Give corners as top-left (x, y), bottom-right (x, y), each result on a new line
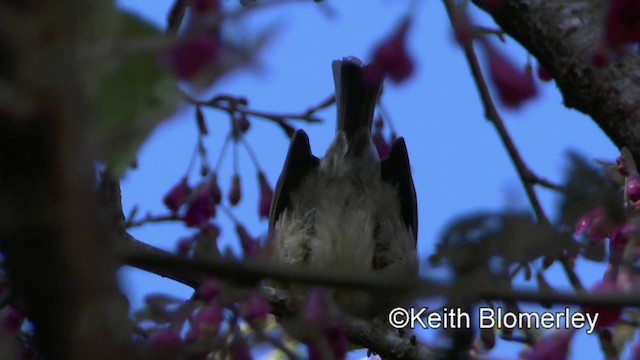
top-left (442, 0), bottom-right (581, 292)
top-left (126, 213), bottom-right (183, 228)
top-left (186, 94), bottom-right (330, 124)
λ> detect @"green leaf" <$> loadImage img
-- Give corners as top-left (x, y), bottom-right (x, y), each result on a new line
top-left (558, 152), bottom-right (624, 228)
top-left (432, 212), bottom-right (576, 275)
top-left (93, 10), bottom-right (182, 176)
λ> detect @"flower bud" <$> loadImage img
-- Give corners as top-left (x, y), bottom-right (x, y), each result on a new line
top-left (228, 175), bottom-right (242, 206)
top-left (369, 17), bottom-right (414, 84)
top-left (197, 278), bottom-right (221, 302)
top-left (627, 174), bottom-right (640, 203)
top-left (483, 43), bottom-right (538, 108)
top-left (163, 177), bottom-right (191, 212)
top-left (236, 224), bottom-right (259, 257)
top-left (185, 184), bottom-right (216, 227)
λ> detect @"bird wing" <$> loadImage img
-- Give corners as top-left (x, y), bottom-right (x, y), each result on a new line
top-left (380, 137), bottom-right (418, 243)
top-left (269, 129), bottom-right (319, 235)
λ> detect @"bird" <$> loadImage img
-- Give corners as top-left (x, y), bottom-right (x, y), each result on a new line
top-left (268, 56), bottom-right (418, 320)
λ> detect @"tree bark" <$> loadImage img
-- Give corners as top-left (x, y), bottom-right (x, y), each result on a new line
top-left (471, 0), bottom-right (640, 159)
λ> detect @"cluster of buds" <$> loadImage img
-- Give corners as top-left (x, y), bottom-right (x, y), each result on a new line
top-left (163, 171), bottom-right (273, 226)
top-left (302, 290), bottom-right (348, 360)
top-left (570, 153), bottom-right (640, 330)
top-left (163, 175), bottom-right (222, 228)
top-left (141, 278), bottom-right (271, 360)
top-left (163, 171), bottom-right (270, 259)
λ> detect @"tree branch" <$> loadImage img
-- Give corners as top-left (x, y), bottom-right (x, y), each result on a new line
top-left (0, 1), bottom-right (131, 359)
top-left (471, 0), bottom-right (640, 160)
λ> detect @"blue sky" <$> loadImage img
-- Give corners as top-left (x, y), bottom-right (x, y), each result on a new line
top-left (116, 0), bottom-right (619, 358)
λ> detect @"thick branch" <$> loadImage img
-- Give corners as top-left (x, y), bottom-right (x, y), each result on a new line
top-left (471, 0), bottom-right (640, 159)
top-left (0, 2), bottom-right (130, 359)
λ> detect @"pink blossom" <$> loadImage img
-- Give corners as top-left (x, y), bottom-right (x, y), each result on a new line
top-left (537, 64), bottom-right (553, 82)
top-left (608, 222), bottom-right (636, 259)
top-left (616, 156), bottom-right (629, 176)
top-left (164, 32), bottom-right (220, 81)
top-left (163, 177), bottom-right (191, 212)
top-left (176, 237), bottom-right (194, 256)
top-left (483, 43), bottom-right (538, 108)
top-left (228, 175), bottom-right (242, 206)
top-left (185, 184), bottom-right (216, 227)
top-left (197, 278), bottom-right (221, 302)
top-left (241, 294), bottom-right (271, 324)
top-left (574, 207), bottom-right (609, 243)
top-left (627, 174), bottom-right (640, 202)
top-left (236, 224), bottom-right (259, 258)
top-left (369, 17), bottom-right (415, 84)
top-left (195, 303), bottom-right (224, 336)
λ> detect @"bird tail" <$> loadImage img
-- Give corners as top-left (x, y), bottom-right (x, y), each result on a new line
top-left (332, 57), bottom-right (382, 145)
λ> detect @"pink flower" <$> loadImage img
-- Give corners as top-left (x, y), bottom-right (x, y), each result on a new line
top-left (228, 175), bottom-right (242, 206)
top-left (605, 0), bottom-right (640, 48)
top-left (482, 43), bottom-right (538, 108)
top-left (185, 184), bottom-right (216, 227)
top-left (304, 290), bottom-right (328, 325)
top-left (241, 294), bottom-right (271, 324)
top-left (616, 156), bottom-right (629, 176)
top-left (608, 223), bottom-right (636, 260)
top-left (581, 279), bottom-right (623, 328)
top-left (574, 207), bottom-right (610, 243)
top-left (236, 224), bottom-right (259, 258)
top-left (164, 32), bottom-right (220, 81)
top-left (257, 172), bottom-right (273, 220)
top-left (163, 177), bottom-right (191, 212)
top-left (369, 17), bottom-right (415, 84)
top-left (537, 63), bottom-right (553, 82)
top-left (525, 329), bottom-right (575, 360)
top-left (197, 278), bottom-right (221, 302)
top-left (176, 237), bottom-right (194, 256)
top-left (195, 303), bottom-right (224, 336)
top-left (627, 174), bottom-right (640, 202)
